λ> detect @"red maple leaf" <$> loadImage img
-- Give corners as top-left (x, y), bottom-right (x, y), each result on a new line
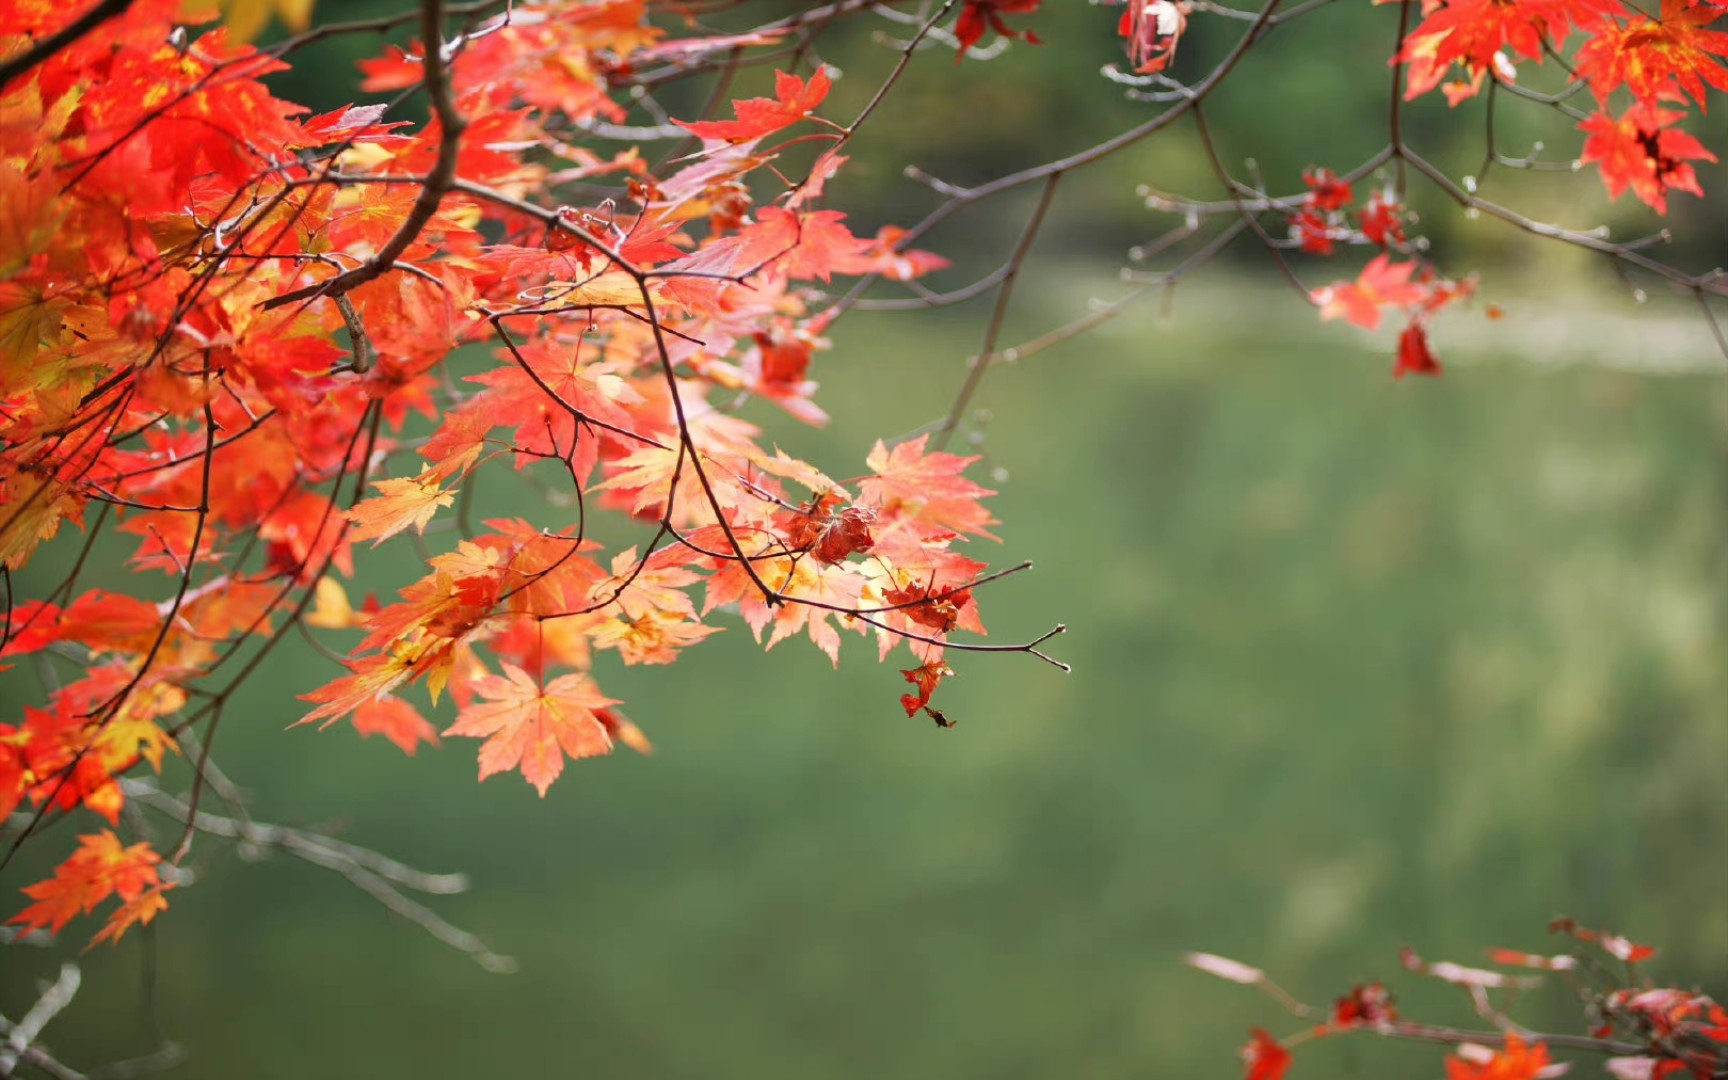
top-left (884, 581), bottom-right (973, 634)
top-left (1291, 208), bottom-right (1337, 255)
top-left (1600, 934), bottom-right (1659, 963)
top-left (899, 660), bottom-right (955, 717)
top-left (1396, 0), bottom-right (1609, 103)
top-left (1579, 102), bottom-right (1717, 213)
top-left (743, 207), bottom-right (873, 283)
top-left (1360, 192), bottom-right (1407, 247)
top-left (783, 492), bottom-right (877, 565)
top-left (1303, 167), bottom-right (1354, 211)
top-left (1118, 0), bottom-right (1187, 73)
top-left (675, 67), bottom-right (833, 143)
top-left (1396, 321), bottom-right (1444, 379)
top-left (956, 0), bottom-right (1045, 56)
top-left (1332, 982), bottom-right (1399, 1027)
top-left (1573, 0), bottom-right (1728, 110)
top-left (1242, 1028), bottom-right (1292, 1080)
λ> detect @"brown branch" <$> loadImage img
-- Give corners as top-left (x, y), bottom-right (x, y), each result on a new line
top-left (1383, 1021), bottom-right (1644, 1057)
top-left (850, 615), bottom-right (1070, 671)
top-left (1388, 0), bottom-right (1412, 195)
top-left (897, 0), bottom-right (1283, 241)
top-left (125, 780), bottom-right (512, 973)
top-left (842, 0), bottom-right (960, 140)
top-left (931, 172), bottom-right (1061, 451)
top-left (826, 0), bottom-right (1285, 322)
top-left (261, 0), bottom-right (466, 311)
top-left (1191, 105), bottom-right (1310, 301)
top-left (1403, 150), bottom-right (1728, 305)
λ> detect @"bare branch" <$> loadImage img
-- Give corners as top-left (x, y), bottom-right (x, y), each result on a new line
top-left (124, 780), bottom-right (513, 973)
top-left (0, 963), bottom-right (82, 1078)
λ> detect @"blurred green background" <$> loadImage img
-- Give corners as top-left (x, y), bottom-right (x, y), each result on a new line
top-left (4, 2), bottom-right (1728, 1077)
top-left (7, 277), bottom-right (1725, 1078)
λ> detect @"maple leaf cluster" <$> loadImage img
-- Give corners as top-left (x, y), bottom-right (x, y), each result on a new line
top-left (1252, 0), bottom-right (1725, 376)
top-left (0, 0), bottom-right (1720, 966)
top-left (1311, 253), bottom-right (1476, 378)
top-left (1390, 0), bottom-right (1724, 213)
top-left (0, 0), bottom-right (1000, 944)
top-left (1193, 925), bottom-right (1728, 1080)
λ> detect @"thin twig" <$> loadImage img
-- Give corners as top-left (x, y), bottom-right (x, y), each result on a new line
top-left (930, 172), bottom-right (1061, 451)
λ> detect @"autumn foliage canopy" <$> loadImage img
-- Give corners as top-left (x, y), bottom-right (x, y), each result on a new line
top-left (0, 0), bottom-right (1723, 1062)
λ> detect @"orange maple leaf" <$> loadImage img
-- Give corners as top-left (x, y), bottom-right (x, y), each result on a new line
top-left (55, 589), bottom-right (164, 656)
top-left (181, 0), bottom-right (315, 43)
top-left (589, 546), bottom-right (702, 621)
top-left (702, 550), bottom-right (867, 666)
top-left (0, 471), bottom-right (84, 572)
top-left (590, 609), bottom-right (722, 665)
top-left (10, 831), bottom-right (167, 939)
top-left (347, 469), bottom-right (458, 546)
top-left (1242, 1028), bottom-right (1292, 1080)
top-left (443, 663), bottom-right (621, 796)
top-left (297, 645), bottom-right (430, 729)
top-left (1311, 254), bottom-right (1427, 330)
top-left (675, 67), bottom-right (833, 143)
top-left (91, 883), bottom-right (173, 947)
top-left (351, 695), bottom-right (441, 756)
top-left (860, 436), bottom-right (999, 540)
top-left (260, 491), bottom-right (356, 582)
top-left (1445, 1034), bottom-right (1552, 1080)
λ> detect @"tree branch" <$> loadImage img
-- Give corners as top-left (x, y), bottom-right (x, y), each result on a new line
top-left (0, 0), bottom-right (132, 91)
top-left (0, 963), bottom-right (82, 1078)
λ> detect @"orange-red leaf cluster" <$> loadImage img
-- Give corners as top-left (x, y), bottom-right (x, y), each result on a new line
top-left (1392, 0), bottom-right (1724, 212)
top-left (8, 831), bottom-right (173, 945)
top-left (0, 0), bottom-right (1000, 937)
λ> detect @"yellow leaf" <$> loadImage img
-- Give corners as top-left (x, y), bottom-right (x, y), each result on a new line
top-left (181, 0), bottom-right (316, 43)
top-left (0, 471), bottom-right (83, 571)
top-left (547, 269), bottom-right (657, 310)
top-left (0, 280), bottom-right (58, 382)
top-left (0, 163), bottom-right (62, 280)
top-left (346, 470), bottom-right (456, 546)
top-left (305, 577), bottom-right (359, 630)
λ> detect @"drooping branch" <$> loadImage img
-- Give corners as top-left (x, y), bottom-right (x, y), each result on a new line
top-left (124, 780), bottom-right (514, 973)
top-left (0, 962), bottom-right (82, 1078)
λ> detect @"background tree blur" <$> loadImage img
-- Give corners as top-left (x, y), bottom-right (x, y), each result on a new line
top-left (1, 2), bottom-right (1723, 1078)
